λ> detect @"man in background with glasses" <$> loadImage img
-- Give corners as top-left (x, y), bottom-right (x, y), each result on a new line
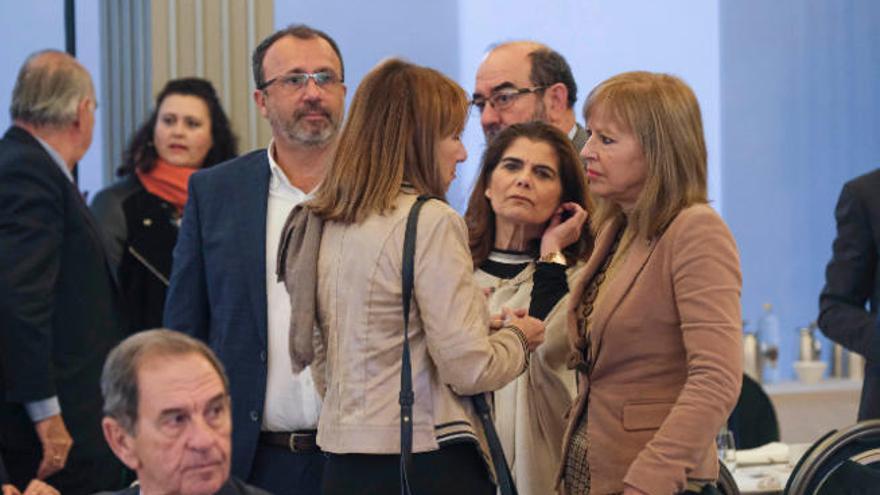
top-left (473, 41), bottom-right (587, 151)
top-left (164, 24), bottom-right (345, 495)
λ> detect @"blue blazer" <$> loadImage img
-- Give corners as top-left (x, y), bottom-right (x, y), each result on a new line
top-left (164, 150), bottom-right (271, 479)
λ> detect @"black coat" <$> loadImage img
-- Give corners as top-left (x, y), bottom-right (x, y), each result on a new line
top-left (91, 175), bottom-right (178, 333)
top-left (819, 168), bottom-right (880, 420)
top-left (95, 477), bottom-right (271, 495)
top-left (0, 127), bottom-right (126, 474)
top-left (0, 452), bottom-right (8, 486)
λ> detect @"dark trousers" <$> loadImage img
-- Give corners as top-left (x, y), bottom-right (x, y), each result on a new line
top-left (321, 442), bottom-right (494, 495)
top-left (1, 445), bottom-right (128, 495)
top-left (248, 443), bottom-right (325, 495)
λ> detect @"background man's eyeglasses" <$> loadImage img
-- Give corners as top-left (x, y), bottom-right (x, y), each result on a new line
top-left (470, 86), bottom-right (547, 113)
top-left (258, 71), bottom-right (343, 91)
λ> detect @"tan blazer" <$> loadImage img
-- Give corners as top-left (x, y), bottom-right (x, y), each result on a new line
top-left (314, 191), bottom-right (527, 463)
top-left (559, 204), bottom-right (743, 495)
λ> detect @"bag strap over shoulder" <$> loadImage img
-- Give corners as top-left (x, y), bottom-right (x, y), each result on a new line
top-left (399, 195), bottom-right (434, 495)
top-left (398, 194), bottom-right (518, 495)
top-left (472, 394), bottom-right (519, 495)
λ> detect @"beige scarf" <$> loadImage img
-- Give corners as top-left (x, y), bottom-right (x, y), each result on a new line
top-left (275, 204), bottom-right (324, 373)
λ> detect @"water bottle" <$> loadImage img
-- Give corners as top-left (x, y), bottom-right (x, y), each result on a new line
top-left (758, 303), bottom-right (781, 383)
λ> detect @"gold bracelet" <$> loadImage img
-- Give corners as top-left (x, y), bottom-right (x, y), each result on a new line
top-left (538, 251), bottom-right (567, 266)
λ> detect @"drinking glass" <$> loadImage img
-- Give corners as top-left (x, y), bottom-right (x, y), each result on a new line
top-left (716, 428), bottom-right (737, 472)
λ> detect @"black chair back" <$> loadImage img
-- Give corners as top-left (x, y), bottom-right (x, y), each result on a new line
top-left (717, 460), bottom-right (740, 495)
top-left (785, 420), bottom-right (880, 494)
top-left (728, 373), bottom-right (780, 449)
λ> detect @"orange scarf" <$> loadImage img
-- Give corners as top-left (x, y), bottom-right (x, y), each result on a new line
top-left (136, 159), bottom-right (198, 213)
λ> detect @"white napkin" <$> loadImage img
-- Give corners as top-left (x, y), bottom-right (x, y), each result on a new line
top-left (736, 442), bottom-right (790, 466)
top-left (733, 465), bottom-right (789, 493)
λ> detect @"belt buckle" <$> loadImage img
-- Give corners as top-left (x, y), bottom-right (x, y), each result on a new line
top-left (287, 431), bottom-right (312, 452)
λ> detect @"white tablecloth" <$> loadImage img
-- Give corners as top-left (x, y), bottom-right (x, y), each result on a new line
top-left (731, 442), bottom-right (812, 494)
top-left (734, 463), bottom-right (790, 494)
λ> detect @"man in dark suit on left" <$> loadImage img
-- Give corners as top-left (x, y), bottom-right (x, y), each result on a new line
top-left (0, 50), bottom-right (127, 495)
top-left (2, 452), bottom-right (59, 495)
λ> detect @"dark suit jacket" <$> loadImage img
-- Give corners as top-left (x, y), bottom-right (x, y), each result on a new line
top-left (0, 452), bottom-right (8, 486)
top-left (96, 477), bottom-right (271, 495)
top-left (91, 176), bottom-right (178, 332)
top-left (571, 123), bottom-right (588, 154)
top-left (819, 168), bottom-right (880, 420)
top-left (164, 150), bottom-right (272, 479)
top-left (0, 127), bottom-right (125, 460)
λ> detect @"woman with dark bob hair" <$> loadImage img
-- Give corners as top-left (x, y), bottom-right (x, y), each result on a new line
top-left (277, 58), bottom-right (545, 495)
top-left (559, 71), bottom-right (742, 494)
top-left (91, 77), bottom-right (237, 332)
top-left (464, 121), bottom-right (591, 495)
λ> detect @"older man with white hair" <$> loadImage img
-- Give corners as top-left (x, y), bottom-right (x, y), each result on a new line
top-left (0, 50), bottom-right (127, 495)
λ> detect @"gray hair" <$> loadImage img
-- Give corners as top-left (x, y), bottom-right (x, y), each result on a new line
top-left (10, 49), bottom-right (94, 127)
top-left (101, 329), bottom-right (229, 434)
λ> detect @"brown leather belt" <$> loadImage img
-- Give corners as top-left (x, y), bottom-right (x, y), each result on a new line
top-left (259, 430), bottom-right (320, 453)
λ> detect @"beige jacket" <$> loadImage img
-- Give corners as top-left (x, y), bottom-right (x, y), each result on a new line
top-left (474, 262), bottom-right (583, 495)
top-left (559, 204), bottom-right (743, 495)
top-left (314, 191), bottom-right (528, 458)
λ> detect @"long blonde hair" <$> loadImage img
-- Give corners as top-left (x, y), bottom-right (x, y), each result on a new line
top-left (584, 71), bottom-right (707, 240)
top-left (309, 58), bottom-right (468, 223)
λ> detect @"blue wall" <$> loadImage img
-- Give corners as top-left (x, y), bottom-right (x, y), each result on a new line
top-left (275, 1), bottom-right (723, 213)
top-left (455, 0), bottom-right (722, 214)
top-left (268, 0), bottom-right (880, 380)
top-left (3, 1), bottom-right (879, 382)
top-left (0, 3), bottom-right (64, 132)
top-left (0, 0), bottom-right (105, 199)
top-left (721, 0), bottom-right (880, 379)
top-left (274, 1), bottom-right (461, 108)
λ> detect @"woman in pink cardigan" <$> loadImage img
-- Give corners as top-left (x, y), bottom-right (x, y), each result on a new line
top-left (559, 72), bottom-right (743, 495)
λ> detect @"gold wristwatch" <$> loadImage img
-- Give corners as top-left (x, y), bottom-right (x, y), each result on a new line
top-left (538, 251), bottom-right (567, 266)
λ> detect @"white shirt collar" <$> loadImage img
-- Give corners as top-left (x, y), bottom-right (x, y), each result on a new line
top-left (32, 134), bottom-right (74, 183)
top-left (567, 124), bottom-right (578, 141)
top-left (266, 139), bottom-right (321, 196)
top-left (488, 250), bottom-right (535, 264)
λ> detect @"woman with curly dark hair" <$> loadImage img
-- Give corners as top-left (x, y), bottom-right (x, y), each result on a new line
top-left (91, 77), bottom-right (237, 332)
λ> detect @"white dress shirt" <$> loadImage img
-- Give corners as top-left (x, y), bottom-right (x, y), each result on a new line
top-left (262, 142), bottom-right (322, 431)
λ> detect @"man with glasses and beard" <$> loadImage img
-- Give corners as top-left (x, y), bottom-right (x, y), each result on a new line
top-left (163, 25), bottom-right (345, 495)
top-left (472, 41), bottom-right (587, 151)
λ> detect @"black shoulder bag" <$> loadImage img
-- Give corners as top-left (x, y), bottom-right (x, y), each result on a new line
top-left (399, 196), bottom-right (519, 495)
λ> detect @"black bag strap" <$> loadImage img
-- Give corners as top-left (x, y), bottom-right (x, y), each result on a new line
top-left (399, 195), bottom-right (434, 495)
top-left (398, 194), bottom-right (518, 495)
top-left (472, 394), bottom-right (519, 495)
